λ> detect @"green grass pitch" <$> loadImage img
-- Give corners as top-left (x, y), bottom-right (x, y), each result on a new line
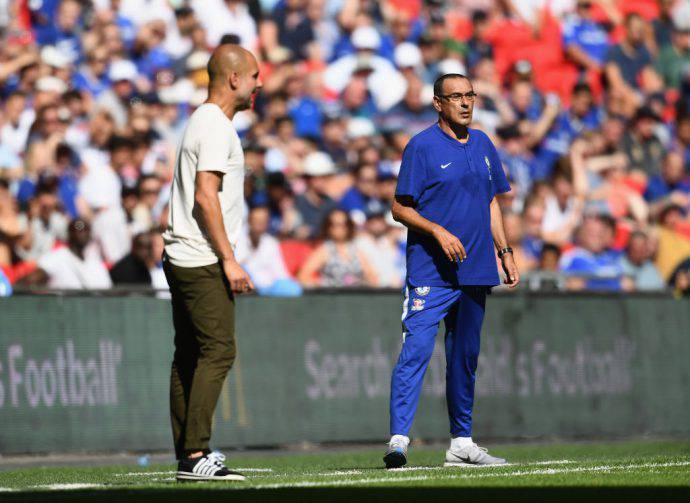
top-left (1, 439), bottom-right (689, 502)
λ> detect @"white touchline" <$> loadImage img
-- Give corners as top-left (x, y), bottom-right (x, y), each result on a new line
top-left (116, 468), bottom-right (273, 477)
top-left (31, 483), bottom-right (106, 491)
top-left (317, 470), bottom-right (363, 476)
top-left (250, 460), bottom-right (690, 490)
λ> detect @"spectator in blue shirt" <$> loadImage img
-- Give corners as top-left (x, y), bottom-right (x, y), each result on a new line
top-left (534, 83), bottom-right (603, 180)
top-left (133, 21), bottom-right (172, 82)
top-left (560, 215), bottom-right (628, 291)
top-left (73, 47), bottom-right (110, 98)
top-left (644, 151), bottom-right (690, 214)
top-left (339, 164), bottom-right (385, 227)
top-left (496, 123), bottom-right (536, 202)
top-left (33, 0), bottom-right (83, 63)
top-left (562, 1), bottom-right (610, 73)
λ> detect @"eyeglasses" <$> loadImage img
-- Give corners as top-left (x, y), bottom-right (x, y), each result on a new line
top-left (436, 92), bottom-right (477, 103)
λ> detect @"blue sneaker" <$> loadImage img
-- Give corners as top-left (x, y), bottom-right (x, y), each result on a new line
top-left (383, 435), bottom-right (409, 469)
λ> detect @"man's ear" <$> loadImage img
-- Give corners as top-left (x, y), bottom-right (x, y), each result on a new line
top-left (229, 71), bottom-right (239, 90)
top-left (432, 96), bottom-right (442, 113)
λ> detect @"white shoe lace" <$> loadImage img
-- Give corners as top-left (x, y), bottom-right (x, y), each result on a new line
top-left (207, 451), bottom-right (227, 467)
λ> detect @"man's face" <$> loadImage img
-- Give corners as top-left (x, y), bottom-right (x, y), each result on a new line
top-left (523, 204), bottom-right (544, 237)
top-left (235, 54), bottom-right (262, 111)
top-left (139, 178), bottom-right (161, 207)
top-left (570, 90), bottom-right (592, 117)
top-left (433, 77), bottom-right (475, 127)
top-left (674, 30), bottom-right (690, 51)
top-left (58, 0), bottom-right (81, 31)
top-left (627, 235), bottom-right (648, 265)
top-left (68, 220), bottom-right (91, 249)
top-left (356, 166), bottom-right (378, 197)
top-left (248, 207), bottom-right (269, 239)
top-left (662, 152), bottom-right (685, 183)
top-left (5, 95), bottom-right (25, 121)
top-left (579, 218), bottom-right (606, 254)
top-left (132, 234), bottom-right (152, 263)
top-left (626, 16), bottom-right (646, 45)
top-left (576, 1), bottom-right (592, 19)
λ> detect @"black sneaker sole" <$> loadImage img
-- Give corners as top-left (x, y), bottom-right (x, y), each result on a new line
top-left (383, 451), bottom-right (407, 469)
top-left (176, 471), bottom-right (247, 482)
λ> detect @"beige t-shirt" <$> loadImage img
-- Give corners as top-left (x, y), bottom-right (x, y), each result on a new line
top-left (163, 103), bottom-right (245, 268)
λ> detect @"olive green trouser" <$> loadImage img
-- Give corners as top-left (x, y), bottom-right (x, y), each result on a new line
top-left (163, 258), bottom-right (236, 460)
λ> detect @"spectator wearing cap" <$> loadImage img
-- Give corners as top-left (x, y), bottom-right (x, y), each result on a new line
top-left (655, 9), bottom-right (690, 90)
top-left (294, 151), bottom-right (339, 239)
top-left (339, 164), bottom-right (386, 227)
top-left (97, 59), bottom-right (139, 129)
top-left (605, 13), bottom-right (663, 114)
top-left (394, 42), bottom-right (424, 79)
top-left (73, 47), bottom-right (111, 98)
top-left (619, 230), bottom-right (665, 291)
top-left (381, 74), bottom-right (437, 136)
top-left (560, 215), bottom-right (630, 291)
top-left (621, 106), bottom-right (665, 176)
top-left (645, 151), bottom-right (690, 214)
top-left (20, 219), bottom-right (112, 290)
top-left (297, 208), bottom-right (378, 287)
top-left (324, 26), bottom-right (407, 112)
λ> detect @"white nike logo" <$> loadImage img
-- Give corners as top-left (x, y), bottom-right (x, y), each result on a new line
top-left (441, 162), bottom-right (452, 169)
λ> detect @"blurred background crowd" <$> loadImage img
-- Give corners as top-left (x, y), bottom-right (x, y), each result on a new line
top-left (1, 0), bottom-right (690, 296)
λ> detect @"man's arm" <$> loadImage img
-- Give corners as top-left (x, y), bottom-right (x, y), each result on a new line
top-left (490, 196), bottom-right (520, 288)
top-left (195, 171), bottom-right (254, 293)
top-left (391, 195), bottom-right (467, 262)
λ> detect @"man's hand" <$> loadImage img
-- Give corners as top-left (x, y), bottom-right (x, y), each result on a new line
top-left (501, 253), bottom-right (520, 288)
top-left (432, 225), bottom-right (467, 263)
top-left (222, 259), bottom-right (254, 294)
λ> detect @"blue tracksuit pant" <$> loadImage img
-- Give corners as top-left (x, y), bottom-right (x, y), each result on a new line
top-left (390, 284), bottom-right (487, 438)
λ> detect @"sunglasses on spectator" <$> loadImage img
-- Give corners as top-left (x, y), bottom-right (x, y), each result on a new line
top-left (435, 92), bottom-right (477, 103)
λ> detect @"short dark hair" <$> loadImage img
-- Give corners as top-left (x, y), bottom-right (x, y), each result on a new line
top-left (540, 243), bottom-right (561, 259)
top-left (572, 82), bottom-right (591, 95)
top-left (433, 73), bottom-right (470, 97)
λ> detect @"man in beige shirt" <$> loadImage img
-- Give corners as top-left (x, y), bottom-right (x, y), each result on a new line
top-left (162, 44), bottom-right (261, 482)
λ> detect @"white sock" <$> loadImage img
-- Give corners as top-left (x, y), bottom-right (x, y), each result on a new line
top-left (450, 436), bottom-right (473, 449)
top-left (390, 434), bottom-right (410, 447)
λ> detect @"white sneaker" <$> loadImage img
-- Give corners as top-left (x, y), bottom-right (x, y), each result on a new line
top-left (444, 443), bottom-right (506, 467)
top-left (383, 435), bottom-right (409, 469)
top-left (176, 451), bottom-right (247, 481)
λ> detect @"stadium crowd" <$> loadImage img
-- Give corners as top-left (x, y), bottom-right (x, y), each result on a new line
top-left (1, 0), bottom-right (690, 296)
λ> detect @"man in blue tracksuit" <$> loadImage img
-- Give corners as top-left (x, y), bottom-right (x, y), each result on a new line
top-left (384, 73), bottom-right (520, 468)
